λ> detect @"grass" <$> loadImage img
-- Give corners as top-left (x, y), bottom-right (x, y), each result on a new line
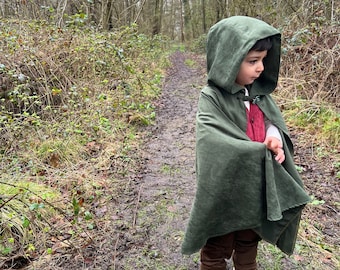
top-left (271, 41), bottom-right (339, 267)
top-left (160, 164), bottom-right (181, 175)
top-left (0, 19), bottom-right (170, 266)
top-left (280, 99), bottom-right (339, 146)
top-left (258, 225), bottom-right (339, 270)
top-left (124, 193), bottom-right (200, 270)
top-left (0, 180), bottom-right (62, 257)
top-left (184, 58), bottom-right (197, 68)
top-left (0, 18), bottom-right (339, 270)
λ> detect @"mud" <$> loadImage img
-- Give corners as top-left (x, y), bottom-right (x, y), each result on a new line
top-left (28, 51), bottom-right (338, 270)
top-left (119, 51), bottom-right (339, 270)
top-left (129, 51), bottom-right (205, 269)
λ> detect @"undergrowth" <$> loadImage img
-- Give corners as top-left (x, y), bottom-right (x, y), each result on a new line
top-left (277, 22), bottom-right (339, 146)
top-left (0, 16), bottom-right (339, 270)
top-left (263, 21), bottom-right (339, 270)
top-left (0, 19), bottom-right (169, 266)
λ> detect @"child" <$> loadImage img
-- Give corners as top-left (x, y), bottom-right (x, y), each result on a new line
top-left (181, 16), bottom-right (310, 270)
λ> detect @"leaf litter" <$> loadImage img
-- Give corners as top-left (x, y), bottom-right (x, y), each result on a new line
top-left (25, 51), bottom-right (338, 270)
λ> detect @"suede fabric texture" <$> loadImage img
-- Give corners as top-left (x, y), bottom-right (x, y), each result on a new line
top-left (181, 16), bottom-right (310, 256)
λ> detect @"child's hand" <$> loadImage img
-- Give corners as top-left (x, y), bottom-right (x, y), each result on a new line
top-left (263, 136), bottom-right (285, 163)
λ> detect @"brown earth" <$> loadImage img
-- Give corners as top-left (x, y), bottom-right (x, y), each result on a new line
top-left (110, 51), bottom-right (339, 269)
top-left (23, 51), bottom-right (338, 270)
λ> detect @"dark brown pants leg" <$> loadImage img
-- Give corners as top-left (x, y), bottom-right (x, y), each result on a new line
top-left (233, 229), bottom-right (259, 270)
top-left (200, 230), bottom-right (260, 270)
top-left (200, 233), bottom-right (235, 270)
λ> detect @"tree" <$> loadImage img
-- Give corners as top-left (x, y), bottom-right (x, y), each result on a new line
top-left (102, 0), bottom-right (114, 30)
top-left (0, 0), bottom-right (338, 41)
top-left (152, 0), bottom-right (163, 35)
top-left (201, 0), bottom-right (206, 33)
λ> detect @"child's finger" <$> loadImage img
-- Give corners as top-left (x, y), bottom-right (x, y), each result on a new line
top-left (275, 148), bottom-right (285, 163)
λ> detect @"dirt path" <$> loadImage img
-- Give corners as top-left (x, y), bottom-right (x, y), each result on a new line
top-left (40, 51), bottom-right (336, 270)
top-left (121, 51), bottom-right (205, 269)
top-left (40, 51), bottom-right (337, 270)
top-left (114, 51), bottom-right (339, 270)
top-left (28, 51), bottom-right (204, 270)
top-left (2, 52), bottom-right (337, 270)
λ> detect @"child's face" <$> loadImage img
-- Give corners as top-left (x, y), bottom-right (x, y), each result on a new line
top-left (235, 50), bottom-right (267, 87)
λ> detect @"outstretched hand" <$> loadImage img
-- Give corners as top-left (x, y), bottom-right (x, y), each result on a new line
top-left (263, 136), bottom-right (285, 163)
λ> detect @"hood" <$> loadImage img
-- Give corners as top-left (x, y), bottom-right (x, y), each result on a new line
top-left (207, 16), bottom-right (281, 96)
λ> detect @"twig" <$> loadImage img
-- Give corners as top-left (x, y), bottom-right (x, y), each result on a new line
top-left (132, 184), bottom-right (143, 227)
top-left (325, 204), bottom-right (339, 214)
top-left (0, 193), bottom-right (19, 209)
top-left (113, 233), bottom-right (120, 270)
top-left (0, 181), bottom-right (65, 214)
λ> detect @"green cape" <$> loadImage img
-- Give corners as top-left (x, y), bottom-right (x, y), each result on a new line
top-left (181, 16), bottom-right (310, 255)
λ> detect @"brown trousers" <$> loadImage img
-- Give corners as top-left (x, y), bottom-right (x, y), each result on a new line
top-left (200, 229), bottom-right (260, 270)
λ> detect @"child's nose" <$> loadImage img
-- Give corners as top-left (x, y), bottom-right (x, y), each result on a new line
top-left (257, 61), bottom-right (264, 72)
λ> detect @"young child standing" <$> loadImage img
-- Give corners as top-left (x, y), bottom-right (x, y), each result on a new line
top-left (181, 16), bottom-right (310, 270)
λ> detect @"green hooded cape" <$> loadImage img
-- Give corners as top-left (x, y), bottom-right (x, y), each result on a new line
top-left (181, 16), bottom-right (310, 255)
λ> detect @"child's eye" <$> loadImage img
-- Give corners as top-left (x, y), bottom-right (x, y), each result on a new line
top-left (248, 60), bottom-right (257, 64)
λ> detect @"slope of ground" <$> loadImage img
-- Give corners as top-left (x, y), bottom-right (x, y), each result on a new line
top-left (116, 51), bottom-right (339, 270)
top-left (25, 51), bottom-right (338, 270)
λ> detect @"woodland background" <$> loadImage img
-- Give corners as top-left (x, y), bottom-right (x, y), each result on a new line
top-left (0, 0), bottom-right (339, 269)
top-left (0, 0), bottom-right (338, 39)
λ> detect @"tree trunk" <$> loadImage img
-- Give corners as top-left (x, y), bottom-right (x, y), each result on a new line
top-left (182, 0), bottom-right (192, 40)
top-left (102, 0), bottom-right (113, 30)
top-left (152, 0), bottom-right (162, 36)
top-left (202, 0), bottom-right (206, 33)
top-left (180, 0), bottom-right (184, 42)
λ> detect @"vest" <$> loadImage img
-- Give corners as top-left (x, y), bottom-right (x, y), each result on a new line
top-left (246, 103), bottom-right (266, 142)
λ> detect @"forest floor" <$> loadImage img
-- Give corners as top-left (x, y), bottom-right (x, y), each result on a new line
top-left (28, 51), bottom-right (338, 270)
